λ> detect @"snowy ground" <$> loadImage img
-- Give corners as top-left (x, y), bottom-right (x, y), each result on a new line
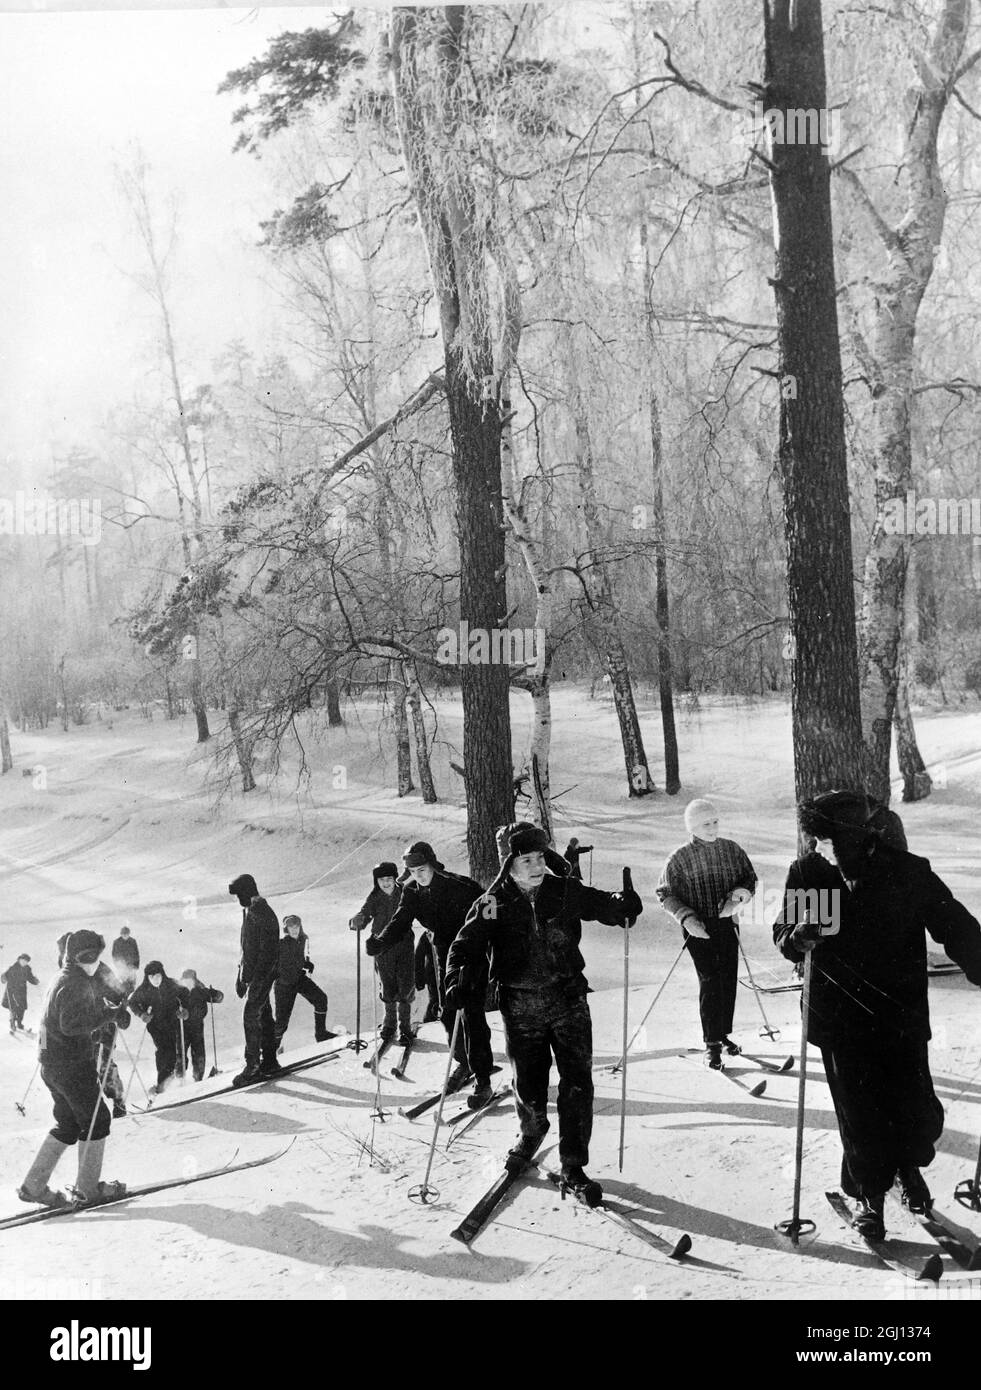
top-left (1, 687), bottom-right (980, 1301)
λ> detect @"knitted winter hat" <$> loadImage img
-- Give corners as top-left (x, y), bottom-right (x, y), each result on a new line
top-left (402, 842), bottom-right (438, 870)
top-left (372, 861), bottom-right (399, 886)
top-left (64, 930), bottom-right (105, 965)
top-left (144, 960), bottom-right (165, 979)
top-left (228, 873), bottom-right (259, 906)
top-left (684, 798), bottom-right (718, 833)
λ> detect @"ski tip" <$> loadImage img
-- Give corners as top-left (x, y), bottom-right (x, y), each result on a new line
top-left (449, 1228), bottom-right (471, 1245)
top-left (750, 1080), bottom-right (767, 1096)
top-left (672, 1233), bottom-right (693, 1258)
top-left (918, 1253), bottom-right (943, 1283)
top-left (780, 1057), bottom-right (795, 1072)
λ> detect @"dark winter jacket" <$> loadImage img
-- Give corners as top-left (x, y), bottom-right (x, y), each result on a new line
top-left (351, 886), bottom-right (400, 938)
top-left (772, 843), bottom-right (981, 1046)
top-left (182, 982), bottom-right (222, 1026)
top-left (1, 960), bottom-right (39, 1011)
top-left (111, 935), bottom-right (140, 971)
top-left (238, 896), bottom-right (280, 986)
top-left (39, 964), bottom-right (127, 1066)
top-left (277, 932), bottom-right (315, 988)
top-left (366, 869), bottom-right (484, 973)
top-left (129, 968), bottom-right (189, 1037)
top-left (445, 871), bottom-right (640, 1000)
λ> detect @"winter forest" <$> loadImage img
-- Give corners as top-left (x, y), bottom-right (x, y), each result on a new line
top-left (2, 0), bottom-right (981, 1315)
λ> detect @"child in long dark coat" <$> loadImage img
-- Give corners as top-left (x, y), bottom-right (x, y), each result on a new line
top-left (351, 862), bottom-right (414, 1045)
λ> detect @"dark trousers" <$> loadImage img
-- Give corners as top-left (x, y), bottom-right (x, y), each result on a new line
top-left (274, 976), bottom-right (330, 1044)
top-left (502, 988), bottom-right (593, 1169)
top-left (685, 918), bottom-right (739, 1044)
top-left (821, 1035), bottom-right (944, 1198)
top-left (243, 969), bottom-right (277, 1070)
top-left (42, 1060), bottom-right (111, 1144)
top-left (183, 1020), bottom-right (207, 1082)
top-left (415, 935), bottom-right (440, 1020)
top-left (441, 1001), bottom-right (493, 1079)
top-left (149, 1025), bottom-right (178, 1087)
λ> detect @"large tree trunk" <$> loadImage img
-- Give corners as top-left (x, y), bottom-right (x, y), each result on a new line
top-left (647, 362), bottom-right (680, 796)
top-left (842, 0), bottom-right (969, 799)
top-left (895, 550), bottom-right (932, 801)
top-left (0, 710), bottom-right (12, 774)
top-left (405, 661), bottom-right (437, 804)
top-left (571, 393), bottom-right (655, 797)
top-left (390, 7), bottom-right (515, 881)
top-left (394, 677), bottom-right (414, 797)
top-left (762, 0), bottom-right (866, 802)
top-left (325, 677), bottom-right (343, 727)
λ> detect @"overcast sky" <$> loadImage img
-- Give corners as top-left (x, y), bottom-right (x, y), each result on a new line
top-left (0, 3), bottom-right (365, 481)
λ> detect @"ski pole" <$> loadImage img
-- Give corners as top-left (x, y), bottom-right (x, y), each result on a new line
top-left (209, 995), bottom-right (220, 1077)
top-left (618, 867), bottom-right (635, 1173)
top-left (117, 1028), bottom-right (152, 1106)
top-left (409, 1009), bottom-right (462, 1205)
top-left (178, 1012), bottom-right (187, 1086)
top-left (347, 919), bottom-right (367, 1053)
top-left (15, 1060), bottom-right (40, 1115)
top-left (775, 949), bottom-right (815, 1245)
top-left (611, 938), bottom-right (688, 1074)
top-left (587, 847), bottom-right (593, 886)
top-left (122, 1024), bottom-right (149, 1106)
top-left (955, 1128), bottom-right (981, 1211)
top-left (369, 963), bottom-right (387, 1125)
top-left (737, 936), bottom-right (780, 1040)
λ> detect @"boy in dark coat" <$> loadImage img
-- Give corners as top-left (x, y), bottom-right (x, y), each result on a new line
top-left (18, 930), bottom-right (129, 1208)
top-left (274, 915), bottom-right (331, 1048)
top-left (2, 954), bottom-right (39, 1032)
top-left (129, 962), bottom-right (190, 1095)
top-left (229, 872), bottom-right (282, 1086)
top-left (445, 823), bottom-right (641, 1200)
top-left (366, 841), bottom-right (492, 1106)
top-left (351, 862), bottom-right (413, 1045)
top-left (178, 970), bottom-right (224, 1081)
top-left (773, 789), bottom-right (981, 1241)
top-left (656, 798), bottom-right (758, 1069)
top-left (110, 926), bottom-right (140, 993)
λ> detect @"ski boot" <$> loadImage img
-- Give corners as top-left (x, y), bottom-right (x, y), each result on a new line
top-left (232, 1065), bottom-right (263, 1088)
top-left (852, 1193), bottom-right (886, 1242)
top-left (505, 1132), bottom-right (545, 1175)
top-left (259, 1057), bottom-right (285, 1078)
top-left (898, 1166), bottom-right (932, 1215)
top-left (704, 1043), bottom-right (723, 1071)
top-left (447, 1063), bottom-right (470, 1091)
top-left (467, 1077), bottom-right (493, 1111)
top-left (397, 1032), bottom-right (414, 1048)
top-left (561, 1165), bottom-right (603, 1208)
top-left (112, 1101), bottom-right (127, 1119)
top-left (17, 1183), bottom-right (70, 1209)
top-left (722, 1037), bottom-right (742, 1057)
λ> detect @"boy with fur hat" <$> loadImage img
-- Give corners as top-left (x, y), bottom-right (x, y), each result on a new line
top-left (656, 798), bottom-right (758, 1070)
top-left (273, 915), bottom-right (331, 1049)
top-left (17, 930), bottom-right (130, 1209)
top-left (350, 863), bottom-right (414, 1046)
top-left (2, 953), bottom-right (39, 1033)
top-left (229, 872), bottom-right (283, 1087)
top-left (366, 841), bottom-right (493, 1107)
top-left (444, 822), bottom-right (642, 1200)
top-left (129, 962), bottom-right (190, 1095)
top-left (773, 788), bottom-right (981, 1241)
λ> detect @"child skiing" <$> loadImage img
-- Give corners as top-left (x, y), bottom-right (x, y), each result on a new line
top-left (110, 926), bottom-right (140, 994)
top-left (17, 930), bottom-right (130, 1209)
top-left (445, 823), bottom-right (642, 1201)
top-left (350, 862), bottom-right (413, 1045)
top-left (178, 970), bottom-right (224, 1081)
top-left (2, 953), bottom-right (39, 1033)
top-left (129, 962), bottom-right (190, 1095)
top-left (229, 872), bottom-right (282, 1086)
top-left (274, 915), bottom-right (331, 1048)
top-left (656, 798), bottom-right (758, 1070)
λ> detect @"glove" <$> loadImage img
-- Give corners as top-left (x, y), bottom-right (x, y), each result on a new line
top-left (442, 984), bottom-right (466, 1015)
top-left (349, 919), bottom-right (365, 931)
top-left (177, 1007), bottom-right (189, 1021)
top-left (135, 1011), bottom-right (151, 1025)
top-left (303, 961), bottom-right (314, 973)
top-left (614, 887), bottom-right (643, 924)
top-left (682, 915), bottom-right (710, 940)
top-left (789, 921), bottom-right (823, 952)
top-left (211, 989), bottom-right (224, 1005)
top-left (235, 976), bottom-right (248, 999)
top-left (364, 936), bottom-right (382, 957)
top-left (105, 1005), bottom-right (131, 1030)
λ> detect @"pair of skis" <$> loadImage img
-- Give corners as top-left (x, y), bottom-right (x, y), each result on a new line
top-left (0, 1139), bottom-right (295, 1232)
top-left (134, 1041), bottom-right (344, 1112)
top-left (825, 1191), bottom-right (981, 1281)
top-left (363, 1030), bottom-right (417, 1079)
top-left (681, 1049), bottom-right (794, 1098)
